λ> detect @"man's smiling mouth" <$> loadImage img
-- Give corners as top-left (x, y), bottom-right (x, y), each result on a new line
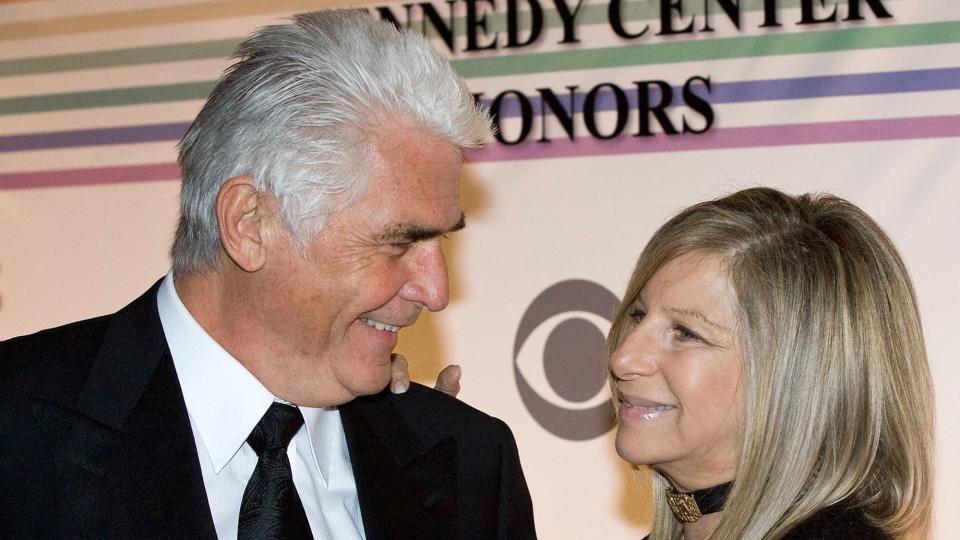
top-left (360, 317), bottom-right (400, 333)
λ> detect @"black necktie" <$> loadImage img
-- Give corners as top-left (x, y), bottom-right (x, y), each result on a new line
top-left (238, 402), bottom-right (314, 539)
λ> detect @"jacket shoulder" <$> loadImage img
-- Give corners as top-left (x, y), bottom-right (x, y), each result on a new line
top-left (0, 315), bottom-right (112, 398)
top-left (397, 382), bottom-right (516, 437)
top-left (390, 384), bottom-right (536, 538)
top-left (0, 280), bottom-right (163, 399)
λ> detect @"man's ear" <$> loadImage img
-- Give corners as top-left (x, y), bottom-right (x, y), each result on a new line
top-left (216, 176), bottom-right (268, 272)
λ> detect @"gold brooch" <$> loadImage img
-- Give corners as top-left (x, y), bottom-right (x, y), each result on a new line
top-left (665, 487), bottom-right (702, 523)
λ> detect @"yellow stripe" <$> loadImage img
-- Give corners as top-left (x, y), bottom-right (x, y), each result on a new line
top-left (0, 0), bottom-right (375, 41)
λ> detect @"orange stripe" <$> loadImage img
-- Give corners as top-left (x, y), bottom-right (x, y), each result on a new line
top-left (0, 0), bottom-right (374, 41)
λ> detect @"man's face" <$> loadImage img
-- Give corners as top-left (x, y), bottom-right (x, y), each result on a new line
top-left (258, 127), bottom-right (463, 406)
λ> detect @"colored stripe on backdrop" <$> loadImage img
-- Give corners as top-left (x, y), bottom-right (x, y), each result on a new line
top-left (0, 122), bottom-right (188, 152)
top-left (451, 20), bottom-right (960, 78)
top-left (2, 67), bottom-right (957, 152)
top-left (0, 81), bottom-right (214, 116)
top-left (2, 115), bottom-right (956, 189)
top-left (485, 66), bottom-right (960, 117)
top-left (465, 114), bottom-right (960, 162)
top-left (0, 0), bottom-right (361, 41)
top-left (0, 163), bottom-right (180, 190)
top-left (0, 0), bottom-right (820, 44)
top-left (3, 18), bottom-right (955, 78)
top-left (0, 40), bottom-right (239, 77)
top-left (1, 20), bottom-right (957, 114)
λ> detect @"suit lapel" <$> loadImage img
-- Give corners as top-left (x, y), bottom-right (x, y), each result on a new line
top-left (34, 282), bottom-right (217, 538)
top-left (341, 391), bottom-right (457, 540)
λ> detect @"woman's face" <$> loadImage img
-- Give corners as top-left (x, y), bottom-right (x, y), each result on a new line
top-left (610, 251), bottom-right (744, 491)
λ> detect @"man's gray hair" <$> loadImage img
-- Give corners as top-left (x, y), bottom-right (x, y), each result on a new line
top-left (172, 9), bottom-right (491, 274)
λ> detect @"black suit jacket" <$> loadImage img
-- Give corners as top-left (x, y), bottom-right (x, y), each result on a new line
top-left (0, 283), bottom-right (536, 539)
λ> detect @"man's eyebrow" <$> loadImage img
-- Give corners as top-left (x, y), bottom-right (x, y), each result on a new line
top-left (665, 306), bottom-right (732, 334)
top-left (380, 213), bottom-right (466, 242)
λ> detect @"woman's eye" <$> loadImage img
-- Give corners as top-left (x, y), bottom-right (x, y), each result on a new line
top-left (675, 326), bottom-right (702, 342)
top-left (628, 309), bottom-right (646, 322)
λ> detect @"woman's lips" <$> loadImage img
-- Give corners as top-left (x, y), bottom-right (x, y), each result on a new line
top-left (618, 391), bottom-right (676, 420)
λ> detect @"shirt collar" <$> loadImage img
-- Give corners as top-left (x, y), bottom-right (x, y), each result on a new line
top-left (156, 272), bottom-right (346, 481)
top-left (157, 272), bottom-right (278, 473)
top-left (299, 406), bottom-right (348, 484)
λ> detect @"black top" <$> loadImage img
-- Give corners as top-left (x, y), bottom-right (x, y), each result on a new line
top-left (641, 505), bottom-right (890, 539)
top-left (781, 505), bottom-right (890, 539)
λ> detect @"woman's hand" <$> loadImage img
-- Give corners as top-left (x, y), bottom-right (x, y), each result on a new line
top-left (389, 353), bottom-right (462, 397)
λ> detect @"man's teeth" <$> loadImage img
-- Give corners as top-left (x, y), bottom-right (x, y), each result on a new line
top-left (360, 318), bottom-right (400, 333)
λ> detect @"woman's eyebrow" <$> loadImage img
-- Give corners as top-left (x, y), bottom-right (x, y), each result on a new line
top-left (665, 306), bottom-right (732, 334)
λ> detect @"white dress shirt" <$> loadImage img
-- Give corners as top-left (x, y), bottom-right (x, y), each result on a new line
top-left (157, 272), bottom-right (366, 540)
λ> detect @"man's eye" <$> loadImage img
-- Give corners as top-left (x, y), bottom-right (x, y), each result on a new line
top-left (387, 242), bottom-right (412, 254)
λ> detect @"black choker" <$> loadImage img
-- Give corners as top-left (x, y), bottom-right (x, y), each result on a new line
top-left (665, 482), bottom-right (732, 523)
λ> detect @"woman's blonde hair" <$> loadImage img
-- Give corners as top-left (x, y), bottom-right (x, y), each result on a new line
top-left (607, 187), bottom-right (933, 539)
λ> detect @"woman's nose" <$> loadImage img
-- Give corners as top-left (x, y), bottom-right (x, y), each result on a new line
top-left (609, 324), bottom-right (659, 380)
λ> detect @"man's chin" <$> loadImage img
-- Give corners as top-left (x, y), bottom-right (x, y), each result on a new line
top-left (350, 365), bottom-right (394, 397)
top-left (285, 367), bottom-right (390, 407)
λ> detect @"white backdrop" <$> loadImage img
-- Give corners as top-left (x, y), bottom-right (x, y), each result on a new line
top-left (2, 0), bottom-right (958, 537)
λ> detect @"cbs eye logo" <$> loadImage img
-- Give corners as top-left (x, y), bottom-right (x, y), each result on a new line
top-left (513, 279), bottom-right (620, 441)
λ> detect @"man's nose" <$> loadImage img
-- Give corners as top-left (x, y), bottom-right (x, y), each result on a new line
top-left (400, 240), bottom-right (450, 312)
top-left (609, 324), bottom-right (659, 380)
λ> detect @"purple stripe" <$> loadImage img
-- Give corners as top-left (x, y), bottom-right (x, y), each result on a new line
top-left (465, 115), bottom-right (960, 162)
top-left (3, 116), bottom-right (957, 188)
top-left (0, 163), bottom-right (180, 189)
top-left (0, 122), bottom-right (189, 152)
top-left (484, 67), bottom-right (960, 117)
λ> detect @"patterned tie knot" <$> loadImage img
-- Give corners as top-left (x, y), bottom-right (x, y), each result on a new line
top-left (247, 402), bottom-right (304, 456)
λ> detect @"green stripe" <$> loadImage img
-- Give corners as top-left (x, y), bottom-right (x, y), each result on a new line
top-left (0, 39), bottom-right (240, 77)
top-left (451, 20), bottom-right (960, 78)
top-left (0, 81), bottom-right (214, 115)
top-left (1, 0), bottom-right (818, 77)
top-left (2, 20), bottom-right (954, 116)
